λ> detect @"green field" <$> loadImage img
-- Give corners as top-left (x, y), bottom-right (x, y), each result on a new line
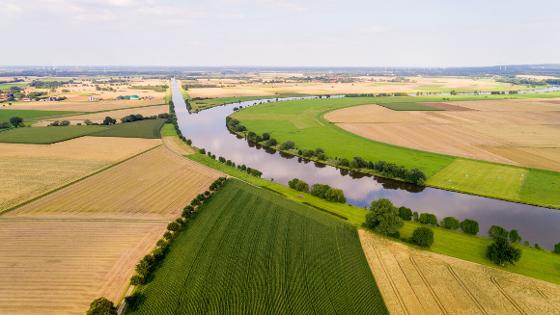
top-left (0, 125), bottom-right (107, 144)
top-left (0, 82), bottom-right (28, 91)
top-left (160, 123), bottom-right (178, 136)
top-left (92, 119), bottom-right (165, 139)
top-left (189, 95), bottom-right (301, 112)
top-left (0, 109), bottom-right (74, 123)
top-left (187, 152), bottom-right (560, 285)
top-left (232, 95), bottom-right (560, 208)
top-left (128, 179), bottom-right (387, 314)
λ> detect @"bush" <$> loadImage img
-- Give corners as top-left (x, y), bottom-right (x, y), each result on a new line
top-left (279, 140), bottom-right (295, 150)
top-left (553, 242), bottom-right (560, 254)
top-left (410, 227), bottom-right (434, 248)
top-left (486, 237), bottom-right (521, 266)
top-left (509, 229), bottom-right (522, 243)
top-left (398, 206), bottom-right (412, 221)
top-left (265, 138), bottom-right (277, 146)
top-left (460, 219), bottom-right (479, 235)
top-left (418, 213), bottom-right (437, 226)
top-left (324, 188), bottom-right (346, 203)
top-left (441, 216), bottom-right (460, 230)
top-left (87, 297), bottom-right (117, 315)
top-left (310, 184), bottom-right (330, 198)
top-left (9, 116), bottom-right (23, 127)
top-left (488, 225), bottom-right (509, 240)
top-left (364, 198), bottom-right (403, 236)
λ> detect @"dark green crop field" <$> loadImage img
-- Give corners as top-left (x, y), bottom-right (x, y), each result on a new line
top-left (0, 125), bottom-right (107, 144)
top-left (91, 119), bottom-right (165, 139)
top-left (127, 179), bottom-right (387, 315)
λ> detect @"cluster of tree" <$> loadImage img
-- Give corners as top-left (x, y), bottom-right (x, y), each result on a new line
top-left (86, 297), bottom-right (117, 315)
top-left (288, 178), bottom-right (346, 202)
top-left (128, 177), bottom-right (227, 287)
top-left (203, 150), bottom-right (263, 178)
top-left (496, 76), bottom-right (548, 86)
top-left (30, 80), bottom-right (71, 89)
top-left (0, 116), bottom-right (23, 128)
top-left (365, 199), bottom-right (435, 248)
top-left (48, 120), bottom-right (70, 127)
top-left (337, 157), bottom-right (426, 185)
top-left (298, 147), bottom-right (327, 160)
top-left (397, 207), bottom-right (481, 236)
top-left (226, 117), bottom-right (247, 132)
top-left (486, 225), bottom-right (522, 266)
top-left (120, 113), bottom-right (169, 123)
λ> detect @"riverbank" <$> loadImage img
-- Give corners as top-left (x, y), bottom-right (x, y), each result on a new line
top-left (230, 96), bottom-right (560, 209)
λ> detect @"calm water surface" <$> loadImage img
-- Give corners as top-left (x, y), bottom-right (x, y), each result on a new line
top-left (172, 79), bottom-right (560, 249)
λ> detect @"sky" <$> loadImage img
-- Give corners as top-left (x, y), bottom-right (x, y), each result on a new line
top-left (1, 0), bottom-right (559, 67)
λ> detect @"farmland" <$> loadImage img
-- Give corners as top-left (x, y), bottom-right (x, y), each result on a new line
top-left (232, 95), bottom-right (560, 207)
top-left (360, 230), bottom-right (560, 314)
top-left (0, 136), bottom-right (161, 212)
top-left (0, 144), bottom-right (221, 314)
top-left (91, 119), bottom-right (166, 139)
top-left (9, 146), bottom-right (220, 219)
top-left (0, 125), bottom-right (108, 143)
top-left (0, 108), bottom-right (74, 123)
top-left (33, 104), bottom-right (168, 126)
top-left (127, 179), bottom-right (387, 315)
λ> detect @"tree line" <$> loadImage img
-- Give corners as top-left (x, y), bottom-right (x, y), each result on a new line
top-left (87, 177), bottom-right (228, 315)
top-left (288, 178), bottom-right (346, 203)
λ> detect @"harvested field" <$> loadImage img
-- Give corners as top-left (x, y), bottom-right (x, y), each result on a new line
top-left (359, 230), bottom-right (560, 315)
top-left (327, 101), bottom-right (560, 171)
top-left (421, 102), bottom-right (475, 111)
top-left (9, 146), bottom-right (221, 219)
top-left (162, 136), bottom-right (194, 155)
top-left (0, 137), bottom-right (161, 212)
top-left (0, 144), bottom-right (221, 314)
top-left (0, 217), bottom-right (166, 315)
top-left (33, 104), bottom-right (168, 126)
top-left (6, 99), bottom-right (164, 112)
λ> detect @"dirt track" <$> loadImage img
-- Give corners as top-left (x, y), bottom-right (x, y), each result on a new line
top-left (326, 100), bottom-right (560, 171)
top-left (359, 230), bottom-right (560, 315)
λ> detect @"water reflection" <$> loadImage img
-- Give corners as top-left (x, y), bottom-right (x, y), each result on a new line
top-left (172, 79), bottom-right (560, 249)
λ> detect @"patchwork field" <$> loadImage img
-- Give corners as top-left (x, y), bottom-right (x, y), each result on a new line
top-left (34, 104), bottom-right (168, 126)
top-left (4, 99), bottom-right (164, 112)
top-left (187, 76), bottom-right (523, 98)
top-left (127, 179), bottom-right (388, 315)
top-left (9, 146), bottom-right (220, 219)
top-left (0, 145), bottom-right (221, 314)
top-left (0, 137), bottom-right (161, 212)
top-left (359, 230), bottom-right (560, 315)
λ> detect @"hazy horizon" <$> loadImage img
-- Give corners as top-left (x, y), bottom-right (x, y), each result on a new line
top-left (2, 0), bottom-right (559, 67)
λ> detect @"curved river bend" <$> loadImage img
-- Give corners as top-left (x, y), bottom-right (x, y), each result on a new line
top-left (172, 79), bottom-right (560, 249)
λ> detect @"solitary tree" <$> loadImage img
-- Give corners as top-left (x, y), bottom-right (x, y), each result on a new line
top-left (9, 116), bottom-right (23, 127)
top-left (460, 219), bottom-right (479, 235)
top-left (441, 216), bottom-right (460, 230)
top-left (87, 297), bottom-right (117, 315)
top-left (398, 206), bottom-right (413, 221)
top-left (418, 213), bottom-right (438, 225)
top-left (554, 242), bottom-right (560, 254)
top-left (102, 116), bottom-right (116, 125)
top-left (488, 225), bottom-right (509, 240)
top-left (486, 237), bottom-right (521, 266)
top-left (364, 198), bottom-right (403, 236)
top-left (280, 140), bottom-right (295, 150)
top-left (508, 229), bottom-right (522, 243)
top-left (411, 227), bottom-right (434, 248)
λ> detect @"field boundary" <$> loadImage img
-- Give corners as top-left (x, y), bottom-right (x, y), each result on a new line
top-left (0, 144), bottom-right (163, 215)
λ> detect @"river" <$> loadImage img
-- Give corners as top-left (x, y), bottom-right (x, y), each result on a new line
top-left (172, 79), bottom-right (560, 249)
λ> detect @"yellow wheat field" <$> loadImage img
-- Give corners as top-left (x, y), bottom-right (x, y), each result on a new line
top-left (0, 145), bottom-right (222, 314)
top-left (0, 137), bottom-right (161, 212)
top-left (8, 146), bottom-right (221, 219)
top-left (359, 230), bottom-right (560, 315)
